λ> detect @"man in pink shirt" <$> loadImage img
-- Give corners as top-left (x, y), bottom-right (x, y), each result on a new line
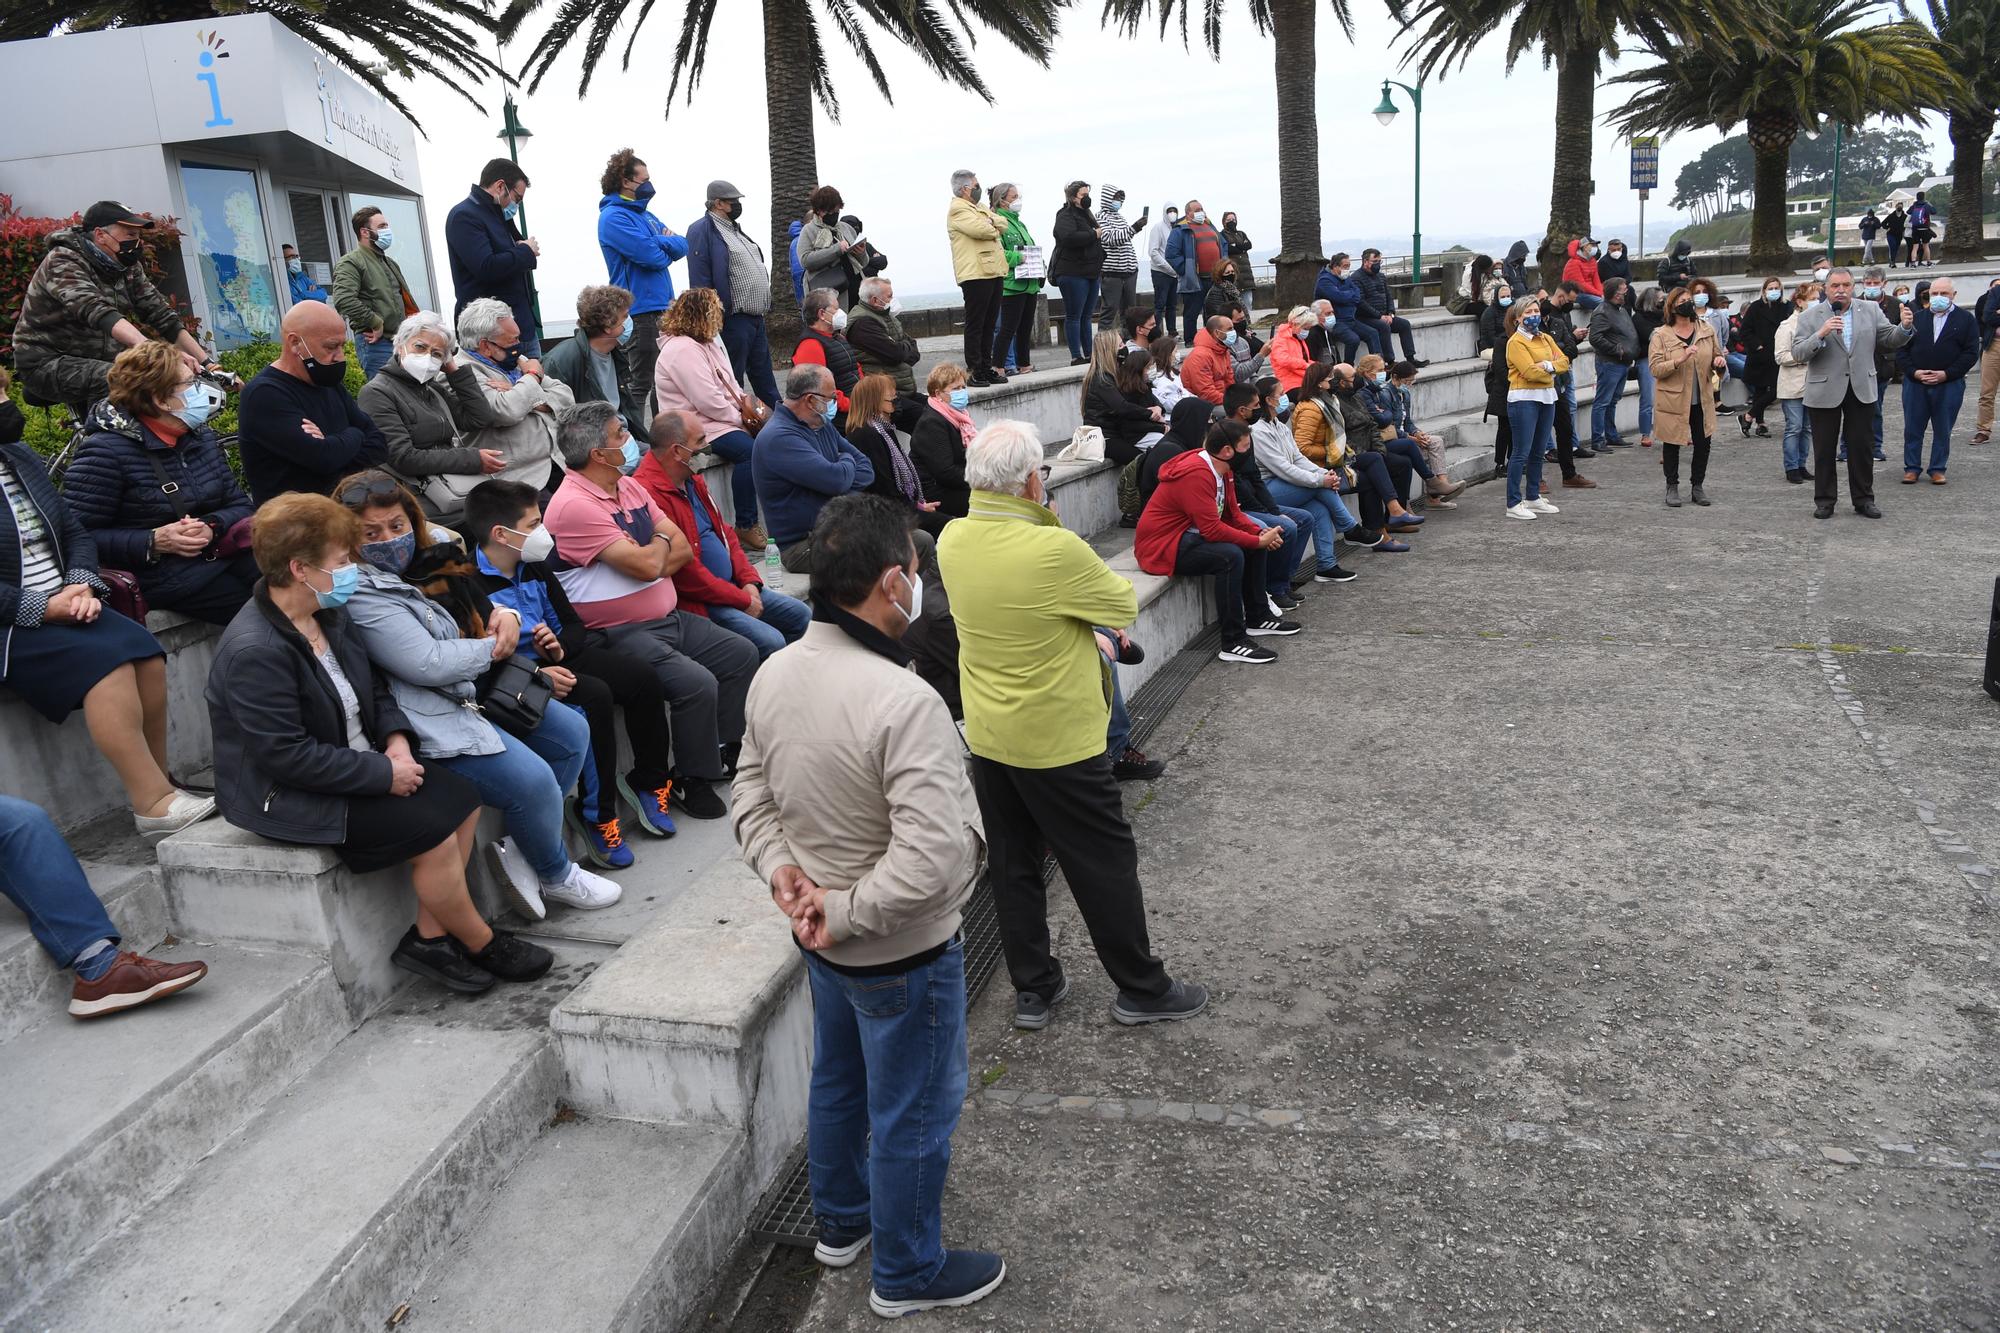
top-left (543, 401), bottom-right (758, 819)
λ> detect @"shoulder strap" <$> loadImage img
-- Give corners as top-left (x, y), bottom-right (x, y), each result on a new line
top-left (143, 447), bottom-right (193, 518)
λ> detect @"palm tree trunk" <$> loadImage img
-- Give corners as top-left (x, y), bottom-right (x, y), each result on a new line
top-left (1269, 0), bottom-right (1322, 311)
top-left (1746, 116), bottom-right (1796, 273)
top-left (763, 0), bottom-right (815, 361)
top-left (1538, 50), bottom-right (1595, 278)
top-left (1944, 109), bottom-right (1994, 262)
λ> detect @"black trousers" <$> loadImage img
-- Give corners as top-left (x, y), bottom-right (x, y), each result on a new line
top-left (1172, 531), bottom-right (1267, 644)
top-left (1349, 450), bottom-right (1407, 528)
top-left (960, 278), bottom-right (1004, 373)
top-left (151, 554), bottom-right (261, 626)
top-left (996, 291), bottom-right (1038, 369)
top-left (1662, 397), bottom-right (1711, 486)
top-left (1810, 388), bottom-right (1878, 506)
top-left (565, 641), bottom-right (675, 820)
top-left (969, 752), bottom-right (1171, 1003)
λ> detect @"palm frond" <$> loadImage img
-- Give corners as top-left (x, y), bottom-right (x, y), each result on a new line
top-left (1099, 0), bottom-right (1354, 56)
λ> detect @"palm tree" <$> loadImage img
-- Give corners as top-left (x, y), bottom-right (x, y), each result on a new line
top-left (1910, 0), bottom-right (2000, 261)
top-left (1394, 0), bottom-right (1709, 275)
top-left (1611, 0), bottom-right (1955, 272)
top-left (499, 0), bottom-right (1062, 347)
top-left (0, 1), bottom-right (499, 129)
top-left (1101, 0), bottom-right (1355, 311)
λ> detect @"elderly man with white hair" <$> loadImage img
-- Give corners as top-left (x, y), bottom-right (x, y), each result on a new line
top-left (356, 311), bottom-right (505, 521)
top-left (937, 420), bottom-right (1208, 1032)
top-left (456, 296), bottom-right (575, 492)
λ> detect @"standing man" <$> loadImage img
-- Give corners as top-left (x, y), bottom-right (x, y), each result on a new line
top-left (1147, 204), bottom-right (1182, 339)
top-left (1972, 278), bottom-right (2000, 445)
top-left (597, 148), bottom-right (688, 414)
top-left (686, 180), bottom-right (780, 408)
top-left (446, 159), bottom-right (543, 356)
top-left (283, 245), bottom-right (327, 304)
top-left (938, 420), bottom-right (1208, 1031)
top-left (331, 205), bottom-right (416, 381)
top-left (1094, 185), bottom-right (1146, 337)
top-left (237, 300), bottom-right (388, 504)
top-left (1897, 277), bottom-right (1978, 484)
top-left (734, 493), bottom-right (1004, 1319)
top-left (1355, 249), bottom-right (1424, 365)
top-left (1165, 201), bottom-right (1223, 345)
top-left (1791, 267), bottom-right (1914, 519)
top-left (945, 169), bottom-right (1008, 387)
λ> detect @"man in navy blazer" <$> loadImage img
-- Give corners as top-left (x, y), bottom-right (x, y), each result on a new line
top-left (1897, 276), bottom-right (1979, 483)
top-left (446, 158), bottom-right (543, 356)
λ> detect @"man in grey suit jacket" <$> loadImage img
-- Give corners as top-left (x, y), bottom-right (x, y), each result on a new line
top-left (1791, 266), bottom-right (1914, 518)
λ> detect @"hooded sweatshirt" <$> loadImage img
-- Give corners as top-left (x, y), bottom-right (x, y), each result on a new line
top-left (1500, 240), bottom-right (1532, 304)
top-left (1560, 239), bottom-right (1605, 299)
top-left (598, 194), bottom-right (690, 315)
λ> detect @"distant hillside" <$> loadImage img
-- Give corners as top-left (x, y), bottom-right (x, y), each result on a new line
top-left (1666, 212), bottom-right (1754, 251)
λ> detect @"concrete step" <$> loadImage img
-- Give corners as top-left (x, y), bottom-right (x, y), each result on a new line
top-left (0, 857), bottom-right (164, 1046)
top-left (0, 944), bottom-right (345, 1324)
top-left (398, 1118), bottom-right (747, 1333)
top-left (13, 1019), bottom-right (558, 1332)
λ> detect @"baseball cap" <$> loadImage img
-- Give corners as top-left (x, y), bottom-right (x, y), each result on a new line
top-left (81, 201), bottom-right (155, 231)
top-left (706, 180), bottom-right (745, 201)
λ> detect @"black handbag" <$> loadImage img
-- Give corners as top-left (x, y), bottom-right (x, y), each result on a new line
top-left (1985, 576), bottom-right (2000, 702)
top-left (477, 653), bottom-right (554, 737)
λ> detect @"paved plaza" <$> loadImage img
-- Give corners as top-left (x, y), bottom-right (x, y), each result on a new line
top-left (799, 399), bottom-right (2000, 1329)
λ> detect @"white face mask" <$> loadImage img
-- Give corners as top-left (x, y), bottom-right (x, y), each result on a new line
top-left (830, 308), bottom-right (848, 332)
top-left (1191, 211), bottom-right (1207, 224)
top-left (887, 298), bottom-right (904, 316)
top-left (504, 524), bottom-right (555, 563)
top-left (891, 567), bottom-right (922, 624)
top-left (400, 352), bottom-right (442, 382)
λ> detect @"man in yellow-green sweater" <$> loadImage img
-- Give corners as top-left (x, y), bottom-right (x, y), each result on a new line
top-left (937, 420), bottom-right (1207, 1033)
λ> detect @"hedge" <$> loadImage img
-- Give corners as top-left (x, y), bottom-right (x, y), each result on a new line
top-left (1, 192), bottom-right (200, 368)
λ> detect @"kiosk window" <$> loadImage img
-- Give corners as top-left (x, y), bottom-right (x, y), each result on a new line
top-left (180, 162), bottom-right (280, 350)
top-left (347, 194), bottom-right (433, 313)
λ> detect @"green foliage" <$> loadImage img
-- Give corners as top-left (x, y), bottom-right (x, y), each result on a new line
top-left (0, 194), bottom-right (200, 367)
top-left (1102, 0), bottom-right (1357, 52)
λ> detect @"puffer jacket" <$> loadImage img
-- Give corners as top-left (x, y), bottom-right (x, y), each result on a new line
top-left (11, 229), bottom-right (184, 373)
top-left (62, 400), bottom-right (253, 605)
top-left (1353, 262), bottom-right (1396, 318)
top-left (0, 441), bottom-right (107, 636)
top-left (1655, 242), bottom-right (1696, 289)
top-left (356, 357), bottom-right (496, 483)
top-left (1049, 202), bottom-right (1105, 280)
top-left (1500, 240), bottom-right (1533, 303)
top-left (1269, 323), bottom-right (1315, 394)
top-left (343, 554), bottom-right (506, 760)
top-left (1560, 240), bottom-right (1604, 299)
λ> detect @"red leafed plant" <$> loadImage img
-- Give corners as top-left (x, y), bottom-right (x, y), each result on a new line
top-left (0, 193), bottom-right (200, 367)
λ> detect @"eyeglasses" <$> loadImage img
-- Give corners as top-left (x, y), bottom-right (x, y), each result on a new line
top-left (1038, 465), bottom-right (1052, 484)
top-left (337, 475), bottom-right (402, 507)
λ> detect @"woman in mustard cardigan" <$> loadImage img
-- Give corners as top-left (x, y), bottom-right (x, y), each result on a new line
top-left (1502, 300), bottom-right (1570, 521)
top-left (1647, 287), bottom-right (1726, 508)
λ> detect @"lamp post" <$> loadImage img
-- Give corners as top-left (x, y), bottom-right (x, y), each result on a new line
top-left (1373, 78), bottom-right (1423, 297)
top-left (494, 85), bottom-right (541, 336)
top-left (1807, 119), bottom-right (1844, 262)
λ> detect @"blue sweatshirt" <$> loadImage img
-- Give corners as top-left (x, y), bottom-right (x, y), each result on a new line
top-left (750, 406), bottom-right (877, 546)
top-left (597, 195), bottom-right (690, 315)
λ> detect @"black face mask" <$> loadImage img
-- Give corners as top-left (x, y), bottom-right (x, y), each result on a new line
top-left (1672, 301), bottom-right (1696, 320)
top-left (115, 237), bottom-right (143, 266)
top-left (298, 347), bottom-right (347, 388)
top-left (1078, 195), bottom-right (1092, 211)
top-left (721, 199), bottom-right (742, 221)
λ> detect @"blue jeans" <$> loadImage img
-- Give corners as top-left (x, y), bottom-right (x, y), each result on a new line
top-left (1781, 398), bottom-right (1811, 471)
top-left (1556, 371), bottom-right (1578, 443)
top-left (357, 334), bottom-right (394, 381)
top-left (437, 706), bottom-right (588, 882)
top-left (708, 589), bottom-right (811, 660)
top-left (805, 939), bottom-right (968, 1300)
top-left (1151, 272), bottom-right (1180, 338)
top-left (1180, 280), bottom-right (1212, 346)
top-left (0, 795), bottom-right (118, 969)
top-left (1337, 318), bottom-right (1382, 357)
top-left (1244, 509), bottom-right (1305, 597)
top-left (1636, 357), bottom-right (1657, 438)
top-left (1591, 362), bottom-right (1631, 444)
top-left (1101, 646), bottom-right (1131, 757)
top-left (1904, 377), bottom-right (1965, 474)
top-left (1054, 275), bottom-right (1100, 361)
top-left (707, 428), bottom-right (760, 529)
top-left (1505, 399), bottom-right (1554, 507)
top-left (1263, 479), bottom-right (1354, 572)
top-left (720, 311), bottom-right (780, 406)
top-left (1574, 293), bottom-right (1603, 311)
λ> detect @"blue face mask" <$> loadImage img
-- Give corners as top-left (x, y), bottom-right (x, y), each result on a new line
top-left (1108, 199), bottom-right (1123, 212)
top-left (313, 562), bottom-right (360, 609)
top-left (502, 201), bottom-right (520, 221)
top-left (618, 315), bottom-right (634, 346)
top-left (1765, 289), bottom-right (1783, 302)
top-left (948, 388), bottom-right (970, 410)
top-left (173, 382), bottom-right (217, 429)
top-left (1223, 330), bottom-right (1239, 347)
top-left (373, 227), bottom-right (393, 251)
top-left (1521, 315), bottom-right (1542, 333)
top-left (1693, 293), bottom-right (1710, 309)
top-left (621, 435), bottom-right (644, 470)
top-left (1930, 295), bottom-right (1951, 313)
top-left (1499, 296), bottom-right (1514, 308)
top-left (1861, 285), bottom-right (1883, 299)
top-left (822, 399), bottom-right (840, 423)
top-left (361, 530), bottom-right (418, 574)
top-left (1373, 371), bottom-right (1388, 385)
top-left (1275, 393), bottom-right (1291, 415)
top-left (633, 180), bottom-right (656, 202)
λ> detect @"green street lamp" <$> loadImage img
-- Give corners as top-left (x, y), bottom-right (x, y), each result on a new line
top-left (494, 86), bottom-right (541, 335)
top-left (1373, 79), bottom-right (1424, 298)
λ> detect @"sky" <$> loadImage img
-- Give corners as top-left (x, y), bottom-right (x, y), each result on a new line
top-left (392, 1), bottom-right (1958, 318)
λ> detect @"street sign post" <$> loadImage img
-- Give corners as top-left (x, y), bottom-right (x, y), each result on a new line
top-left (1631, 136), bottom-right (1660, 256)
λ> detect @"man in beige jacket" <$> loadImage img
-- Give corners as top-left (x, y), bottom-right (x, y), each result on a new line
top-left (732, 492), bottom-right (1003, 1319)
top-left (946, 168), bottom-right (1008, 387)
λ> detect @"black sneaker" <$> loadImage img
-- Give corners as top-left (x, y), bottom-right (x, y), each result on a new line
top-left (869, 1249), bottom-right (1007, 1318)
top-left (1246, 618), bottom-right (1303, 637)
top-left (814, 1219), bottom-right (872, 1268)
top-left (1014, 971), bottom-right (1071, 1030)
top-left (1110, 978), bottom-right (1210, 1026)
top-left (1216, 640), bottom-right (1277, 665)
top-left (1343, 527), bottom-right (1383, 547)
top-left (1112, 746), bottom-right (1168, 782)
top-left (670, 777), bottom-right (728, 820)
top-left (468, 929), bottom-right (554, 983)
top-left (391, 928), bottom-right (496, 995)
top-left (1270, 590), bottom-right (1300, 611)
top-left (1314, 566), bottom-right (1357, 583)
top-left (1572, 446), bottom-right (1597, 459)
top-left (1784, 468), bottom-right (1806, 484)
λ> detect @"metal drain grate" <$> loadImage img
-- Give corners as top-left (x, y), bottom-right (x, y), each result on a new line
top-left (749, 625), bottom-right (1221, 1247)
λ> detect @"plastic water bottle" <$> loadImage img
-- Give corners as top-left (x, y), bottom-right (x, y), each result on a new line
top-left (763, 541), bottom-right (784, 591)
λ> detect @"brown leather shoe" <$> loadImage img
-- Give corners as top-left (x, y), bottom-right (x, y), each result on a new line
top-left (1902, 471), bottom-right (1919, 484)
top-left (1561, 475), bottom-right (1598, 489)
top-left (733, 524), bottom-right (769, 552)
top-left (70, 951), bottom-right (208, 1019)
top-left (1972, 430), bottom-right (1990, 444)
top-left (1931, 473), bottom-right (1947, 485)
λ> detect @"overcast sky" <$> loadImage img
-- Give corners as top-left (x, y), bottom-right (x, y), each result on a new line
top-left (393, 2), bottom-right (1956, 317)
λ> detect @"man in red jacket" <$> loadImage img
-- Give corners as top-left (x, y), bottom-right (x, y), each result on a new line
top-left (1180, 316), bottom-right (1238, 405)
top-left (1133, 419), bottom-right (1300, 664)
top-left (632, 409), bottom-right (810, 659)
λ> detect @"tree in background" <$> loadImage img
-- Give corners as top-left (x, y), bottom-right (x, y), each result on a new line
top-left (500, 0), bottom-right (1061, 349)
top-left (0, 0), bottom-right (499, 129)
top-left (1613, 0), bottom-right (1954, 272)
top-left (1908, 0), bottom-right (2000, 260)
top-left (1672, 138), bottom-right (1757, 222)
top-left (1102, 0), bottom-right (1355, 311)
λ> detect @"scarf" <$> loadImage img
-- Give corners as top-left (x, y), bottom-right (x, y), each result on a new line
top-left (811, 593), bottom-right (912, 666)
top-left (465, 348), bottom-right (524, 386)
top-left (928, 395), bottom-right (977, 446)
top-left (870, 420), bottom-right (922, 505)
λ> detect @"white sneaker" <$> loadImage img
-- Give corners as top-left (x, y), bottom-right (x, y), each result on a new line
top-left (134, 789), bottom-right (217, 844)
top-left (543, 863), bottom-right (622, 911)
top-left (1505, 502), bottom-right (1538, 521)
top-left (487, 837), bottom-right (545, 921)
top-left (1527, 496), bottom-right (1561, 514)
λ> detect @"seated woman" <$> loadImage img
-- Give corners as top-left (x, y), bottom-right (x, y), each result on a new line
top-left (356, 311), bottom-right (504, 525)
top-left (543, 284), bottom-right (649, 443)
top-left (1477, 285), bottom-right (1514, 358)
top-left (1248, 374), bottom-right (1361, 583)
top-left (1355, 353), bottom-right (1444, 507)
top-left (331, 470), bottom-right (620, 922)
top-left (846, 373), bottom-right (948, 539)
top-left (206, 492), bottom-right (545, 994)
top-left (908, 362), bottom-right (975, 520)
top-left (1146, 334), bottom-right (1190, 413)
top-left (1331, 362), bottom-right (1425, 544)
top-left (1269, 306), bottom-right (1320, 396)
top-left (64, 342), bottom-right (258, 625)
top-left (1081, 331), bottom-right (1165, 466)
top-left (791, 289), bottom-right (862, 413)
top-left (653, 288), bottom-right (764, 550)
top-left (1293, 361), bottom-right (1418, 552)
top-left (0, 371), bottom-right (216, 842)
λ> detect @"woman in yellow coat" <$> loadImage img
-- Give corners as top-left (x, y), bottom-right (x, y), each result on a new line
top-left (1647, 287), bottom-right (1726, 508)
top-left (1502, 300), bottom-right (1570, 521)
